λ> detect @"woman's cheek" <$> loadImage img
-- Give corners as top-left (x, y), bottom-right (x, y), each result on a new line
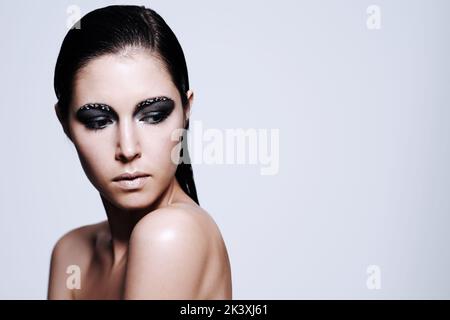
top-left (147, 133), bottom-right (179, 173)
top-left (73, 130), bottom-right (114, 189)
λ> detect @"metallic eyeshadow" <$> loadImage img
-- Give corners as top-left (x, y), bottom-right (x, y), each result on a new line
top-left (75, 96), bottom-right (175, 126)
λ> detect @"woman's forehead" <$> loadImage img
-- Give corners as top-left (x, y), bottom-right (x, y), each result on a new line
top-left (72, 51), bottom-right (178, 110)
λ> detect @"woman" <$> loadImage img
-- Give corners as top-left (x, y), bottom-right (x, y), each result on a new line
top-left (47, 5), bottom-right (232, 299)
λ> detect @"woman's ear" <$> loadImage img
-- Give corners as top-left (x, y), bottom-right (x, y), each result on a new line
top-left (184, 89), bottom-right (194, 127)
top-left (54, 103), bottom-right (72, 141)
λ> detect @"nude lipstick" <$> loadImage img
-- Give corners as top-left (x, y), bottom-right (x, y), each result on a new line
top-left (112, 171), bottom-right (150, 190)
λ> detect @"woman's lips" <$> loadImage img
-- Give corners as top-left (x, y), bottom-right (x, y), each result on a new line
top-left (112, 172), bottom-right (150, 190)
top-left (114, 176), bottom-right (149, 190)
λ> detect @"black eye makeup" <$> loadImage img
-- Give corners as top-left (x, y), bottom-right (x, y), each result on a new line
top-left (135, 96), bottom-right (175, 124)
top-left (76, 103), bottom-right (116, 130)
top-left (75, 96), bottom-right (175, 131)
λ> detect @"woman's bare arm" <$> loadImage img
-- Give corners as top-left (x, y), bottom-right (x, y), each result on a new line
top-left (123, 206), bottom-right (211, 299)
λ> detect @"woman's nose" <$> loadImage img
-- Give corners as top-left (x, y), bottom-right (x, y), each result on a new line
top-left (115, 119), bottom-right (141, 163)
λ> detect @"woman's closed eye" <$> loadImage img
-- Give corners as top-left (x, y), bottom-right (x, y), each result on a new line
top-left (85, 117), bottom-right (114, 130)
top-left (78, 112), bottom-right (171, 131)
top-left (140, 111), bottom-right (170, 124)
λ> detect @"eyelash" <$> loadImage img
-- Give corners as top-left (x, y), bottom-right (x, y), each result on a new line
top-left (85, 117), bottom-right (113, 131)
top-left (140, 112), bottom-right (169, 124)
top-left (85, 112), bottom-right (169, 131)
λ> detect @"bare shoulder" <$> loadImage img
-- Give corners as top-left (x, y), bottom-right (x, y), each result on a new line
top-left (51, 222), bottom-right (103, 263)
top-left (130, 202), bottom-right (222, 244)
top-left (125, 203), bottom-right (232, 299)
top-left (47, 221), bottom-right (105, 299)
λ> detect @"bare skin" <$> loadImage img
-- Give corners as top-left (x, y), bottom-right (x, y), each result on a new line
top-left (48, 49), bottom-right (232, 299)
top-left (47, 179), bottom-right (232, 299)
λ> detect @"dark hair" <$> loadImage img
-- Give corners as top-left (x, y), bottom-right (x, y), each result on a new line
top-left (54, 5), bottom-right (199, 205)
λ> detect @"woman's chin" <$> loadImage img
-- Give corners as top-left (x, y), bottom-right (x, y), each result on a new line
top-left (106, 191), bottom-right (158, 212)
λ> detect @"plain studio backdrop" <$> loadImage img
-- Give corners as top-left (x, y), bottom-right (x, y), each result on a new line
top-left (0, 0), bottom-right (449, 299)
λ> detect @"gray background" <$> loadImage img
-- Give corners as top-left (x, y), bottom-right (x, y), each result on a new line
top-left (0, 0), bottom-right (449, 299)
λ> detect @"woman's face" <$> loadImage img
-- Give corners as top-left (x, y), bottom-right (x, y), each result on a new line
top-left (62, 49), bottom-right (192, 211)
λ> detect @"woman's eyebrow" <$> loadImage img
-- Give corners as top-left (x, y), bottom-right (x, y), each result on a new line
top-left (77, 102), bottom-right (113, 112)
top-left (135, 96), bottom-right (173, 112)
top-left (77, 96), bottom-right (173, 114)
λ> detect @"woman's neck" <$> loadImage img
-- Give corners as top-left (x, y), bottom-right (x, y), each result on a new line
top-left (100, 177), bottom-right (181, 266)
